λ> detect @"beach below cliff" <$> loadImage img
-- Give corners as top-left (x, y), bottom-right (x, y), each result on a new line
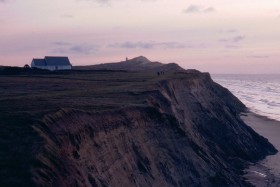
top-left (242, 113), bottom-right (280, 187)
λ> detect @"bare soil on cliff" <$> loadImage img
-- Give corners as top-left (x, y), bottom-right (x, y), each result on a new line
top-left (242, 113), bottom-right (280, 187)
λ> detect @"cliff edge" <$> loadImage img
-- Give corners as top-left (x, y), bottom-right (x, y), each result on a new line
top-left (26, 70), bottom-right (277, 187)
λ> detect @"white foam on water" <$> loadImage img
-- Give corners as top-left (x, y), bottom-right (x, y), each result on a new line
top-left (212, 74), bottom-right (280, 121)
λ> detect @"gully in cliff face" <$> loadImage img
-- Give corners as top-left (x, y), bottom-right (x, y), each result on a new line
top-left (0, 69), bottom-right (277, 187)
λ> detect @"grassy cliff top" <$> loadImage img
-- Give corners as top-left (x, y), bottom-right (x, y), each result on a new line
top-left (0, 70), bottom-right (206, 116)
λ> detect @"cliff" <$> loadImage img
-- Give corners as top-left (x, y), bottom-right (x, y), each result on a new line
top-left (24, 70), bottom-right (276, 187)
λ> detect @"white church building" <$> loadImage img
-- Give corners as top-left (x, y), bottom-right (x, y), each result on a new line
top-left (31, 56), bottom-right (72, 71)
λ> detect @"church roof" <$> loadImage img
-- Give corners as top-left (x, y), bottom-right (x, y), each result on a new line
top-left (32, 59), bottom-right (46, 66)
top-left (32, 56), bottom-right (71, 66)
top-left (45, 56), bottom-right (71, 66)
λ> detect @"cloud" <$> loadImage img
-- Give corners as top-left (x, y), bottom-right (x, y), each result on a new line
top-left (76, 0), bottom-right (112, 6)
top-left (109, 41), bottom-right (153, 49)
top-left (225, 45), bottom-right (239, 49)
top-left (69, 45), bottom-right (98, 54)
top-left (76, 0), bottom-right (156, 5)
top-left (219, 35), bottom-right (245, 49)
top-left (76, 0), bottom-right (155, 7)
top-left (219, 35), bottom-right (245, 43)
top-left (53, 42), bottom-right (72, 46)
top-left (204, 7), bottom-right (216, 13)
top-left (61, 14), bottom-right (74, 19)
top-left (0, 0), bottom-right (13, 3)
top-left (159, 42), bottom-right (189, 49)
top-left (247, 55), bottom-right (269, 59)
top-left (77, 0), bottom-right (110, 2)
top-left (52, 42), bottom-right (99, 55)
top-left (183, 5), bottom-right (216, 13)
top-left (219, 29), bottom-right (238, 34)
top-left (183, 5), bottom-right (201, 13)
top-left (232, 35), bottom-right (245, 42)
top-left (108, 41), bottom-right (192, 49)
top-left (226, 29), bottom-right (238, 33)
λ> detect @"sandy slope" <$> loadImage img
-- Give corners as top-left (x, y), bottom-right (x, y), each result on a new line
top-left (242, 113), bottom-right (280, 187)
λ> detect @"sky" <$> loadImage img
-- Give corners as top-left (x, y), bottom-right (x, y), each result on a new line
top-left (0, 0), bottom-right (279, 74)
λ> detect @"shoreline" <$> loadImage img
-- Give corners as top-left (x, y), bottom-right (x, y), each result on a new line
top-left (242, 109), bottom-right (280, 123)
top-left (241, 112), bottom-right (280, 187)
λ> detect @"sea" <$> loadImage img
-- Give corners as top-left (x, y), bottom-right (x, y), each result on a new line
top-left (212, 74), bottom-right (280, 121)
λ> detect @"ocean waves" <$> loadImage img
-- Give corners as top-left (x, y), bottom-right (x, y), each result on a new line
top-left (213, 74), bottom-right (280, 121)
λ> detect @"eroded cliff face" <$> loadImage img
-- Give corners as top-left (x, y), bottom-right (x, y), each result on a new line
top-left (32, 71), bottom-right (276, 187)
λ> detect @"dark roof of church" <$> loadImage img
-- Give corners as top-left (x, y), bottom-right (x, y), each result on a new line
top-left (32, 59), bottom-right (46, 66)
top-left (45, 56), bottom-right (71, 66)
top-left (32, 57), bottom-right (71, 66)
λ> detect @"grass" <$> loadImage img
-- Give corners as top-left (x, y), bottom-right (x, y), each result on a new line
top-left (0, 71), bottom-right (172, 112)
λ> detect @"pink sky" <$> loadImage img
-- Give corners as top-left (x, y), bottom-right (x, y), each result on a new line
top-left (0, 0), bottom-right (279, 74)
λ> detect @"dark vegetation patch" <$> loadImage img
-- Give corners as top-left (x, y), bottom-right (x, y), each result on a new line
top-left (0, 113), bottom-right (41, 187)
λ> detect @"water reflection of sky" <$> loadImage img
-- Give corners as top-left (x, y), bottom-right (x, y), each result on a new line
top-left (212, 74), bottom-right (280, 121)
